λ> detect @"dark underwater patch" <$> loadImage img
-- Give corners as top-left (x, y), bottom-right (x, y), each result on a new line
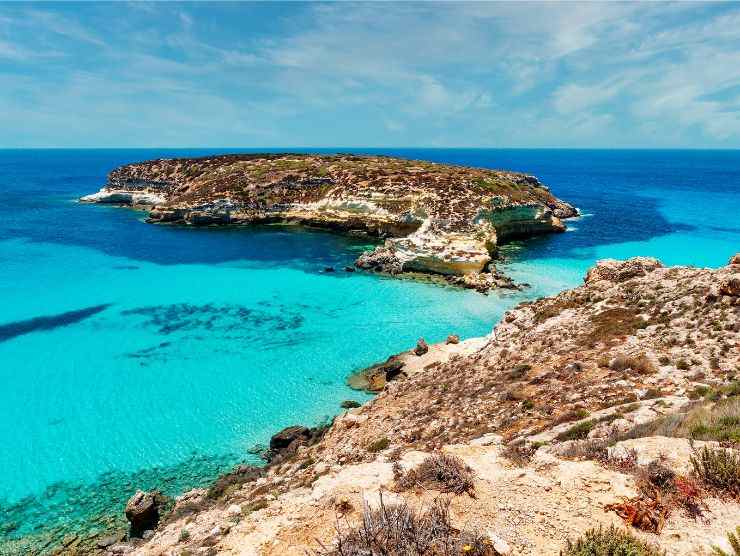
top-left (0, 304), bottom-right (111, 343)
top-left (120, 303), bottom-right (305, 337)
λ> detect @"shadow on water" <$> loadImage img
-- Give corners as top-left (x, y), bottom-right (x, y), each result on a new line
top-left (0, 304), bottom-right (111, 343)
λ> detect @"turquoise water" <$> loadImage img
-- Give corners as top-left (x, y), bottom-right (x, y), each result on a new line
top-left (0, 149), bottom-right (738, 545)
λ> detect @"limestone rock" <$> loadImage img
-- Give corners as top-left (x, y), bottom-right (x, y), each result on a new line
top-left (729, 253), bottom-right (740, 265)
top-left (446, 334), bottom-right (460, 345)
top-left (584, 257), bottom-right (664, 284)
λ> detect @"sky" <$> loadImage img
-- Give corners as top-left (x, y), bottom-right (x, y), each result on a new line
top-left (2, 1), bottom-right (740, 148)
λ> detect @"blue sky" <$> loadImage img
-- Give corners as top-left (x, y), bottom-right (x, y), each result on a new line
top-left (2, 1), bottom-right (740, 148)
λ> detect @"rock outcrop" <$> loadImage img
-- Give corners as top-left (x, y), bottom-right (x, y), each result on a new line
top-left (81, 154), bottom-right (577, 291)
top-left (124, 490), bottom-right (167, 538)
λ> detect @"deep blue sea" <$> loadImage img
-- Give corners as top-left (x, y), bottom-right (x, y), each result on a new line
top-left (1, 148), bottom-right (738, 545)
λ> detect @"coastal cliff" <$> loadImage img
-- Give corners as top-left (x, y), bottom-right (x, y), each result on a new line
top-left (81, 154), bottom-right (577, 291)
top-left (56, 255), bottom-right (737, 556)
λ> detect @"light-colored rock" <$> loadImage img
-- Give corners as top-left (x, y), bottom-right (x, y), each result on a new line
top-left (487, 531), bottom-right (512, 555)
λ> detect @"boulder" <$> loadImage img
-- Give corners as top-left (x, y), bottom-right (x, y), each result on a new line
top-left (719, 276), bottom-right (740, 297)
top-left (446, 334), bottom-right (460, 344)
top-left (584, 257), bottom-right (663, 284)
top-left (729, 253), bottom-right (740, 265)
top-left (124, 490), bottom-right (166, 538)
top-left (269, 426), bottom-right (311, 452)
top-left (414, 338), bottom-right (429, 356)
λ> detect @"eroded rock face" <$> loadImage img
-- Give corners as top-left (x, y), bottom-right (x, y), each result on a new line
top-left (729, 253), bottom-right (740, 265)
top-left (81, 154), bottom-right (577, 292)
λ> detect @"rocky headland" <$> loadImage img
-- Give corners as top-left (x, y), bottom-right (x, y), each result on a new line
top-left (36, 254), bottom-right (738, 556)
top-left (80, 154), bottom-right (577, 291)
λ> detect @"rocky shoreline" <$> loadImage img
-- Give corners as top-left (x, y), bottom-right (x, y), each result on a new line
top-left (80, 154), bottom-right (577, 292)
top-left (19, 254), bottom-right (738, 555)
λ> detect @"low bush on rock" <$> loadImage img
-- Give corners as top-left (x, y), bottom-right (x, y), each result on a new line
top-left (561, 525), bottom-right (665, 556)
top-left (317, 495), bottom-right (493, 555)
top-left (367, 436), bottom-right (390, 453)
top-left (691, 446), bottom-right (740, 498)
top-left (556, 419), bottom-right (596, 441)
top-left (393, 453), bottom-right (475, 496)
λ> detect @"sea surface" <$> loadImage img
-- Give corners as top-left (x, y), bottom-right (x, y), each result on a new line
top-left (1, 148), bottom-right (738, 546)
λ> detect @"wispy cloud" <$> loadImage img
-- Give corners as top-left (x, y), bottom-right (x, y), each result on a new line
top-left (1, 1), bottom-right (740, 147)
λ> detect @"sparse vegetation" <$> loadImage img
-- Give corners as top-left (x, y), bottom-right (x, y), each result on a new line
top-left (561, 525), bottom-right (665, 556)
top-left (615, 398), bottom-right (739, 444)
top-left (393, 453), bottom-right (475, 496)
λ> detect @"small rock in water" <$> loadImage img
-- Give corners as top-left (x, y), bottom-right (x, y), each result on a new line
top-left (340, 400), bottom-right (361, 409)
top-left (344, 266), bottom-right (355, 272)
top-left (97, 534), bottom-right (122, 548)
top-left (323, 266), bottom-right (335, 273)
top-left (445, 334), bottom-right (460, 345)
top-left (414, 338), bottom-right (429, 356)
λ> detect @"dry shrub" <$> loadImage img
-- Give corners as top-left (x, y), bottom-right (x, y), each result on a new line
top-left (393, 454), bottom-right (475, 496)
top-left (317, 495), bottom-right (493, 556)
top-left (501, 440), bottom-right (540, 466)
top-left (610, 353), bottom-right (656, 374)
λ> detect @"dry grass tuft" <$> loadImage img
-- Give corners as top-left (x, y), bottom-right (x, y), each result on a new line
top-left (393, 453), bottom-right (475, 496)
top-left (317, 495), bottom-right (493, 556)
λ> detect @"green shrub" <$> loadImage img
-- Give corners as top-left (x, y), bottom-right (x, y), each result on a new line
top-left (557, 420), bottom-right (596, 441)
top-left (562, 525), bottom-right (664, 555)
top-left (691, 446), bottom-right (740, 497)
top-left (367, 437), bottom-right (390, 453)
top-left (179, 529), bottom-right (190, 543)
top-left (712, 526), bottom-right (740, 556)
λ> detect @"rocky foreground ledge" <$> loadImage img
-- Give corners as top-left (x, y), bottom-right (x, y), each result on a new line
top-left (81, 154), bottom-right (577, 291)
top-left (61, 254), bottom-right (738, 556)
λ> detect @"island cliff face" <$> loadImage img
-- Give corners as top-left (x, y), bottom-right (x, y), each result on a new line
top-left (81, 154), bottom-right (577, 290)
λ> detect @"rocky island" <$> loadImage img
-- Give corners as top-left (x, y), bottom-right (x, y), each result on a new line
top-left (81, 154), bottom-right (577, 291)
